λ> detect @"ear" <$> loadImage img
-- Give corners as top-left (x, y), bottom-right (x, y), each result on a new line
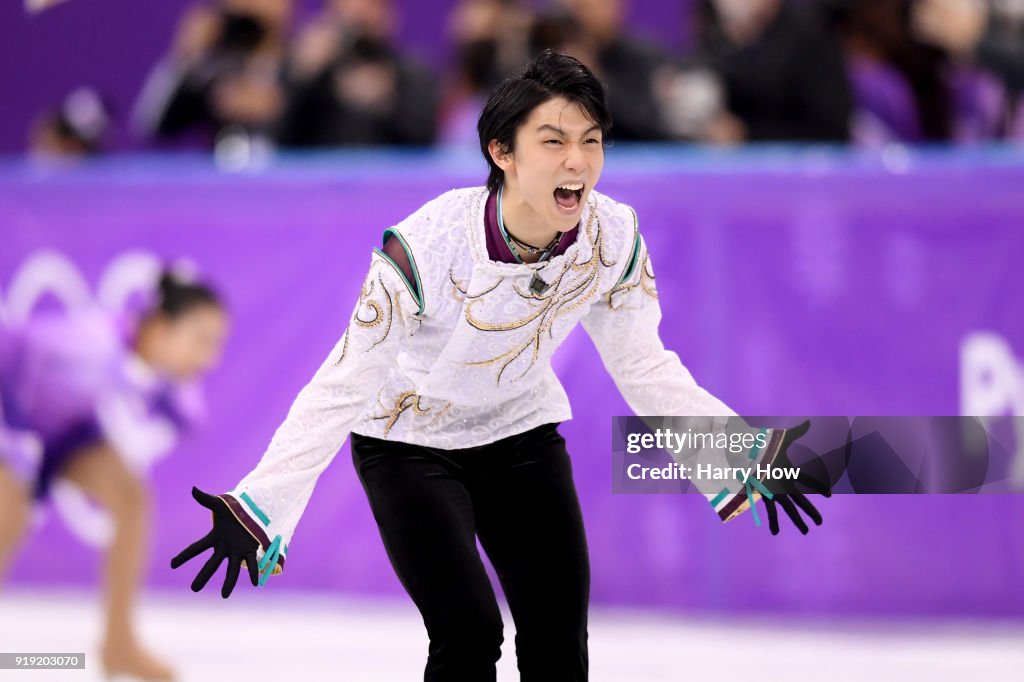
top-left (487, 139), bottom-right (514, 173)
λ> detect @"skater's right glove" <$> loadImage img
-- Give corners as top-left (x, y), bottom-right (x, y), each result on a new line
top-left (170, 486), bottom-right (260, 598)
top-left (761, 420), bottom-right (834, 536)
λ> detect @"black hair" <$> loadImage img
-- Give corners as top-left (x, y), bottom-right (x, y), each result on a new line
top-left (342, 34), bottom-right (396, 65)
top-left (152, 270), bottom-right (223, 320)
top-left (216, 10), bottom-right (269, 52)
top-left (477, 50), bottom-right (612, 194)
top-left (528, 11), bottom-right (581, 56)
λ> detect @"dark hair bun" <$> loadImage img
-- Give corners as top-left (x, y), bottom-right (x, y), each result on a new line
top-left (153, 267), bottom-right (223, 319)
top-left (158, 271), bottom-right (178, 294)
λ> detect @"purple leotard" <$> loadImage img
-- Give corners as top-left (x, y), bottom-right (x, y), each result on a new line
top-left (0, 308), bottom-right (203, 499)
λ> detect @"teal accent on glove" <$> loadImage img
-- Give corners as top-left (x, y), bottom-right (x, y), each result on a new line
top-left (240, 492), bottom-right (270, 526)
top-left (743, 481), bottom-right (761, 527)
top-left (258, 535), bottom-right (282, 587)
top-left (710, 487), bottom-right (730, 508)
top-left (737, 472), bottom-right (774, 528)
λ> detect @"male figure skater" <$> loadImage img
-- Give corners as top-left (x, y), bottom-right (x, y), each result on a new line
top-left (172, 51), bottom-right (827, 681)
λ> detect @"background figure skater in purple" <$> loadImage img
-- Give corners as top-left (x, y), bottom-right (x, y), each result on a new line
top-left (0, 271), bottom-right (228, 682)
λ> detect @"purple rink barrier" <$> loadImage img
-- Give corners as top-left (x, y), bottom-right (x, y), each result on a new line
top-left (0, 146), bottom-right (1022, 618)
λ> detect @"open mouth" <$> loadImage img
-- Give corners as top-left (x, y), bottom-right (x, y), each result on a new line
top-left (553, 183), bottom-right (584, 211)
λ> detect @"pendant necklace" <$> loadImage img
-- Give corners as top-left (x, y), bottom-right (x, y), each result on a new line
top-left (497, 186), bottom-right (561, 293)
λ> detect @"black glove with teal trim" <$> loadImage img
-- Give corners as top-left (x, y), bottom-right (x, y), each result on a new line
top-left (762, 420), bottom-right (834, 535)
top-left (170, 486), bottom-right (260, 598)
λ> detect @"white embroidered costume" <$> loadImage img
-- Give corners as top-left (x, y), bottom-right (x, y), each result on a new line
top-left (223, 188), bottom-right (775, 573)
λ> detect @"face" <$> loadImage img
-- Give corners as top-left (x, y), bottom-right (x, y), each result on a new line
top-left (562, 0), bottom-right (622, 42)
top-left (149, 306), bottom-right (229, 380)
top-left (490, 96), bottom-right (605, 233)
top-left (713, 0), bottom-right (780, 39)
top-left (331, 0), bottom-right (394, 38)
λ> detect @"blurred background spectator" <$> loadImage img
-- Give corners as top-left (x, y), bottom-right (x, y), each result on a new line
top-left (839, 0), bottom-right (959, 144)
top-left (439, 0), bottom-right (532, 145)
top-left (7, 0), bottom-right (1024, 153)
top-left (553, 0), bottom-right (677, 141)
top-left (912, 0), bottom-right (1024, 136)
top-left (276, 0), bottom-right (439, 147)
top-left (679, 0), bottom-right (852, 144)
top-left (133, 0), bottom-right (293, 149)
top-left (914, 0), bottom-right (1024, 89)
top-left (837, 0), bottom-right (1010, 145)
top-left (29, 87), bottom-right (112, 159)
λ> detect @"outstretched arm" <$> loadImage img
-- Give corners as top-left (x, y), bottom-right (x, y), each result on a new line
top-left (172, 249), bottom-right (420, 592)
top-left (582, 228), bottom-right (828, 531)
top-left (580, 230), bottom-right (733, 417)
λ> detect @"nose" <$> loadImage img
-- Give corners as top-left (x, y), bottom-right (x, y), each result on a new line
top-left (564, 142), bottom-right (587, 173)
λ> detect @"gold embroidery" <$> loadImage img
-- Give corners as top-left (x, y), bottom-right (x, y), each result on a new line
top-left (371, 390), bottom-right (433, 437)
top-left (334, 330), bottom-right (350, 366)
top-left (640, 255), bottom-right (657, 299)
top-left (464, 294), bottom-right (549, 332)
top-left (354, 278), bottom-right (382, 328)
top-left (366, 274), bottom-right (395, 351)
top-left (449, 268), bottom-right (468, 302)
top-left (393, 282), bottom-right (408, 325)
top-left (336, 268), bottom-right (400, 365)
top-left (423, 400), bottom-right (454, 429)
top-left (464, 278), bottom-right (503, 300)
top-left (462, 201), bottom-right (618, 385)
top-left (604, 251), bottom-right (657, 309)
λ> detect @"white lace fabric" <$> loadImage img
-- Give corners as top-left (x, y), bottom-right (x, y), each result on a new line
top-left (228, 187), bottom-right (737, 563)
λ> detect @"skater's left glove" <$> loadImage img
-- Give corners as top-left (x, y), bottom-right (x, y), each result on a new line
top-left (761, 420), bottom-right (832, 535)
top-left (170, 486), bottom-right (261, 598)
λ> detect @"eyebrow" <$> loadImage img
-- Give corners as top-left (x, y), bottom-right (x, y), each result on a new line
top-left (536, 124), bottom-right (602, 137)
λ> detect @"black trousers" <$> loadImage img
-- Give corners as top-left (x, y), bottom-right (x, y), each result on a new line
top-left (351, 423), bottom-right (590, 682)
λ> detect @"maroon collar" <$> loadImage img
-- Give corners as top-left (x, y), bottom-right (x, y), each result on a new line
top-left (485, 190), bottom-right (579, 263)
